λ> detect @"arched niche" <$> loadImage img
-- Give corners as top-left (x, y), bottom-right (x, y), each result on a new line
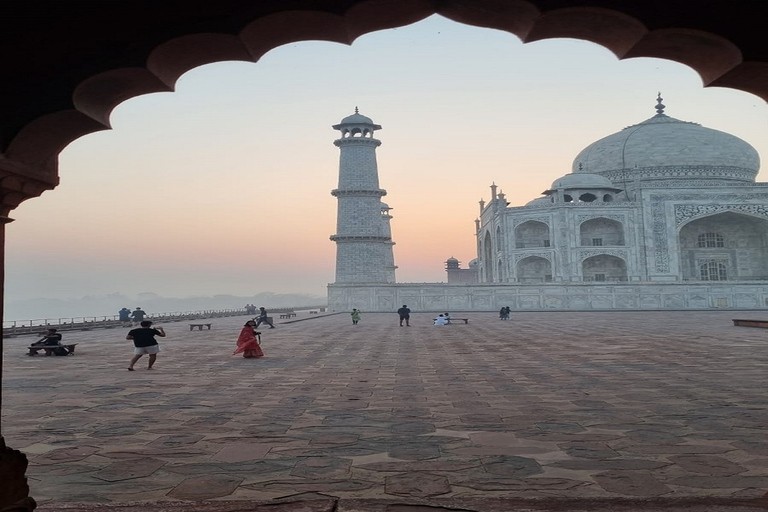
top-left (579, 217), bottom-right (625, 246)
top-left (515, 220), bottom-right (550, 249)
top-left (678, 211), bottom-right (768, 281)
top-left (517, 255), bottom-right (552, 283)
top-left (483, 230), bottom-right (494, 282)
top-left (582, 254), bottom-right (627, 281)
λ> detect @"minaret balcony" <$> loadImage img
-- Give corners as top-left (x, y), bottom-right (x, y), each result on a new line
top-left (331, 189), bottom-right (387, 197)
top-left (330, 235), bottom-right (392, 242)
top-left (334, 138), bottom-right (382, 147)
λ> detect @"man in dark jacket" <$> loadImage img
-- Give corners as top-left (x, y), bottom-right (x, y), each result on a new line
top-left (397, 305), bottom-right (411, 327)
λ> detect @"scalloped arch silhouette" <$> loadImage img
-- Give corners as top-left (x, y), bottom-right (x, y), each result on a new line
top-left (5, 0), bottom-right (768, 209)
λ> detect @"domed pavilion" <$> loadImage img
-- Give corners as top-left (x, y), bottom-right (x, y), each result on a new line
top-left (474, 95), bottom-right (768, 309)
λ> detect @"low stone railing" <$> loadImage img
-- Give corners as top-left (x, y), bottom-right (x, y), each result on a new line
top-left (2, 306), bottom-right (327, 337)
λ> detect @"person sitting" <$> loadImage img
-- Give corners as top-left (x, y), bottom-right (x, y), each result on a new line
top-left (443, 312), bottom-right (452, 324)
top-left (434, 314), bottom-right (449, 326)
top-left (30, 328), bottom-right (71, 355)
top-left (32, 328), bottom-right (62, 347)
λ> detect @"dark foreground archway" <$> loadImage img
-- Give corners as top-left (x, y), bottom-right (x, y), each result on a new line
top-left (2, 1), bottom-right (768, 509)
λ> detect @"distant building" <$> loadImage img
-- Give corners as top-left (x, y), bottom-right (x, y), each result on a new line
top-left (445, 257), bottom-right (478, 284)
top-left (330, 98), bottom-right (768, 311)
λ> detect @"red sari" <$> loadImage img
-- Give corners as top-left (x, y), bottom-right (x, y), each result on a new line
top-left (233, 327), bottom-right (265, 358)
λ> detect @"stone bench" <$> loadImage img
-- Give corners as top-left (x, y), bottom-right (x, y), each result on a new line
top-left (279, 313), bottom-right (297, 319)
top-left (28, 343), bottom-right (78, 356)
top-left (434, 318), bottom-right (469, 324)
top-left (732, 319), bottom-right (768, 328)
top-left (189, 323), bottom-right (212, 331)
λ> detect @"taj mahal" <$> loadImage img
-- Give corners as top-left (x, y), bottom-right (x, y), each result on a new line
top-left (327, 97), bottom-right (768, 312)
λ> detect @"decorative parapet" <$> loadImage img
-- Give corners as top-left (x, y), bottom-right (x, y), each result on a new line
top-left (600, 166), bottom-right (756, 182)
top-left (576, 213), bottom-right (627, 224)
top-left (507, 202), bottom-right (638, 212)
top-left (675, 203), bottom-right (768, 226)
top-left (577, 249), bottom-right (628, 261)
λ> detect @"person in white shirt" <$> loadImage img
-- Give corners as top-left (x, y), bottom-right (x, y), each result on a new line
top-left (434, 314), bottom-right (448, 326)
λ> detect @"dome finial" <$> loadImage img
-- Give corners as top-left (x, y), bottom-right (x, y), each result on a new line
top-left (354, 106), bottom-right (359, 114)
top-left (655, 92), bottom-right (665, 115)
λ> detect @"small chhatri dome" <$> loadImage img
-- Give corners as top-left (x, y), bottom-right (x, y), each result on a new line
top-left (526, 196), bottom-right (552, 206)
top-left (445, 256), bottom-right (460, 270)
top-left (549, 173), bottom-right (616, 190)
top-left (572, 94), bottom-right (760, 182)
top-left (338, 106), bottom-right (376, 126)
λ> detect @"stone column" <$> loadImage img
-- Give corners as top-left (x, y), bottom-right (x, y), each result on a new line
top-left (0, 159), bottom-right (57, 511)
top-left (0, 216), bottom-right (36, 511)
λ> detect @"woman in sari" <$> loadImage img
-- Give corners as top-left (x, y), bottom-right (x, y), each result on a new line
top-left (233, 320), bottom-right (265, 358)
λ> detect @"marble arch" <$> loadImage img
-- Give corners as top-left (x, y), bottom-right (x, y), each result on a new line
top-left (3, 0), bottom-right (768, 215)
top-left (3, 0), bottom-right (768, 508)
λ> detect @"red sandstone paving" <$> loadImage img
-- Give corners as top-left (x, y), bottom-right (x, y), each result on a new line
top-left (4, 310), bottom-right (768, 509)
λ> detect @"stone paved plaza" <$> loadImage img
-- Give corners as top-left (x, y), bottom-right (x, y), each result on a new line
top-left (3, 310), bottom-right (768, 510)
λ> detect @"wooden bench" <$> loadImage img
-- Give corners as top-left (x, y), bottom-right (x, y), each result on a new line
top-left (434, 318), bottom-right (469, 324)
top-left (732, 319), bottom-right (768, 328)
top-left (28, 343), bottom-right (78, 356)
top-left (309, 311), bottom-right (319, 314)
top-left (189, 323), bottom-right (212, 331)
top-left (279, 312), bottom-right (297, 319)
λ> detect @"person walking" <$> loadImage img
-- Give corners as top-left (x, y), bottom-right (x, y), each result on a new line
top-left (130, 307), bottom-right (147, 326)
top-left (126, 320), bottom-right (165, 371)
top-left (118, 307), bottom-right (132, 327)
top-left (397, 305), bottom-right (411, 327)
top-left (350, 308), bottom-right (361, 325)
top-left (233, 320), bottom-right (265, 358)
top-left (254, 307), bottom-right (275, 329)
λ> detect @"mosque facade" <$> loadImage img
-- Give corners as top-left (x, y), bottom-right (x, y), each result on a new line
top-left (328, 100), bottom-right (768, 312)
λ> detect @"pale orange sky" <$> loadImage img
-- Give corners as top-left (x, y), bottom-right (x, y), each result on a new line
top-left (6, 15), bottom-right (768, 308)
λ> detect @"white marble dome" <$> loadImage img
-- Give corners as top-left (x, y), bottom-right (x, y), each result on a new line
top-left (526, 196), bottom-right (553, 206)
top-left (339, 112), bottom-right (374, 125)
top-left (550, 173), bottom-right (615, 190)
top-left (572, 98), bottom-right (760, 181)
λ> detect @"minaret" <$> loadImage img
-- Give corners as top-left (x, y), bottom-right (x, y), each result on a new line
top-left (330, 109), bottom-right (397, 283)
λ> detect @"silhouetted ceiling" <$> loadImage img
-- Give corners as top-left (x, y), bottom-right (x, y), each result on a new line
top-left (2, 0), bottom-right (767, 183)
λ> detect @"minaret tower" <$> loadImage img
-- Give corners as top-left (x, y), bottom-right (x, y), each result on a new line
top-left (330, 109), bottom-right (397, 283)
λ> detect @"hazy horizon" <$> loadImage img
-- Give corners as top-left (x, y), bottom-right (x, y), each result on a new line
top-left (4, 291), bottom-right (327, 322)
top-left (6, 15), bottom-right (768, 320)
